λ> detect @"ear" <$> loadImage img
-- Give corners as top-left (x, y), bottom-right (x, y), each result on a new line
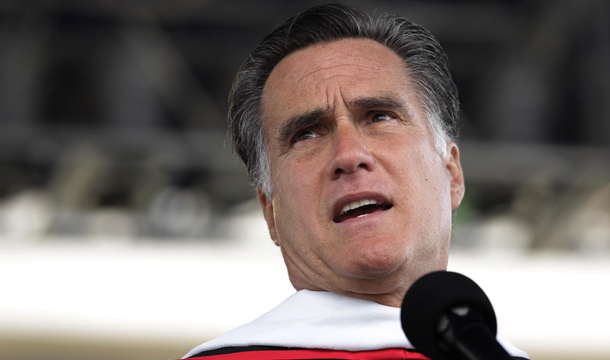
top-left (257, 189), bottom-right (280, 246)
top-left (445, 142), bottom-right (465, 210)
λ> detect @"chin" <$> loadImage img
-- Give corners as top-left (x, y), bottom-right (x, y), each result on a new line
top-left (337, 249), bottom-right (405, 281)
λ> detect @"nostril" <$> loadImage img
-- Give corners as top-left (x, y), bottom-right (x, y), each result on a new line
top-left (335, 163), bottom-right (367, 176)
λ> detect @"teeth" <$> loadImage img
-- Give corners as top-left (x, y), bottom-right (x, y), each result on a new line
top-left (340, 199), bottom-right (379, 215)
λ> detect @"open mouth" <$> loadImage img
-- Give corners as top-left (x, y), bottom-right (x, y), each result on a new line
top-left (333, 199), bottom-right (393, 223)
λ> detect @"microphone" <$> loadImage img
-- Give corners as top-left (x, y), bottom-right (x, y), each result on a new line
top-left (400, 271), bottom-right (513, 360)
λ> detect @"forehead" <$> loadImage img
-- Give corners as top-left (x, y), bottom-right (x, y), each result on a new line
top-left (261, 38), bottom-right (414, 125)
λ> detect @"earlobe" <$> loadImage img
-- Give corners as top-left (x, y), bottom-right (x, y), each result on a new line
top-left (257, 189), bottom-right (280, 246)
top-left (445, 143), bottom-right (465, 210)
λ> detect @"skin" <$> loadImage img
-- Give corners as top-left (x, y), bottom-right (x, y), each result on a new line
top-left (258, 38), bottom-right (465, 307)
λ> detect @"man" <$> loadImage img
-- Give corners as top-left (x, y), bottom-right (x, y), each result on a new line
top-left (183, 4), bottom-right (528, 360)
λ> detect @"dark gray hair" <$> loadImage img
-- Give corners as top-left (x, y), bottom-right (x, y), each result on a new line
top-left (228, 4), bottom-right (459, 196)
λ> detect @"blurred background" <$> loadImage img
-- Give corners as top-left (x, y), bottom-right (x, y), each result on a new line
top-left (0, 0), bottom-right (609, 359)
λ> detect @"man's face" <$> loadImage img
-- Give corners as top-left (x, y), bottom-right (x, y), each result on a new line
top-left (258, 39), bottom-right (464, 307)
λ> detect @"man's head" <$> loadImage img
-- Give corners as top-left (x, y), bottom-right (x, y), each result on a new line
top-left (229, 4), bottom-right (465, 307)
top-left (230, 4), bottom-right (460, 196)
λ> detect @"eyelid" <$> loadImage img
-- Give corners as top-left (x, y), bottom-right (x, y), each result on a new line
top-left (292, 127), bottom-right (320, 144)
top-left (367, 110), bottom-right (398, 121)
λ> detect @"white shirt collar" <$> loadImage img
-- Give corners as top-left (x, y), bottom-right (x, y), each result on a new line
top-left (184, 289), bottom-right (528, 359)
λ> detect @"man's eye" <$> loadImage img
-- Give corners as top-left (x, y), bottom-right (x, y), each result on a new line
top-left (294, 129), bottom-right (318, 143)
top-left (370, 112), bottom-right (393, 123)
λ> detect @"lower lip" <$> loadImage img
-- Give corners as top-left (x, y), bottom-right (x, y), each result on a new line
top-left (334, 207), bottom-right (392, 225)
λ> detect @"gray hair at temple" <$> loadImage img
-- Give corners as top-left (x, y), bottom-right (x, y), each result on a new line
top-left (228, 4), bottom-right (460, 197)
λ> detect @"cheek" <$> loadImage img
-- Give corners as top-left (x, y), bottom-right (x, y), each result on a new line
top-left (276, 162), bottom-right (316, 200)
top-left (274, 144), bottom-right (328, 197)
top-left (391, 143), bottom-right (450, 212)
top-left (271, 157), bottom-right (324, 229)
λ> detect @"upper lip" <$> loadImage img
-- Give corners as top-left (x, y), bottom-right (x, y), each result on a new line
top-left (331, 192), bottom-right (393, 221)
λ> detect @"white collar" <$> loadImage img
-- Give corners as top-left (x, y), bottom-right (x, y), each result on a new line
top-left (184, 289), bottom-right (410, 357)
top-left (183, 289), bottom-right (528, 359)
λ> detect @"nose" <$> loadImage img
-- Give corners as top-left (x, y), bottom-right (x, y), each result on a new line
top-left (329, 122), bottom-right (376, 179)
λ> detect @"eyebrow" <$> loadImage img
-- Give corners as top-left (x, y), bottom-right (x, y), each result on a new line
top-left (276, 95), bottom-right (409, 144)
top-left (277, 108), bottom-right (327, 144)
top-left (350, 95), bottom-right (405, 110)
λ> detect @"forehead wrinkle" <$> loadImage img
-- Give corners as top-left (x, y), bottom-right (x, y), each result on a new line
top-left (297, 63), bottom-right (386, 85)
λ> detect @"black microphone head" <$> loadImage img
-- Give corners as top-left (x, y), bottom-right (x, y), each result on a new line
top-left (400, 271), bottom-right (497, 360)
